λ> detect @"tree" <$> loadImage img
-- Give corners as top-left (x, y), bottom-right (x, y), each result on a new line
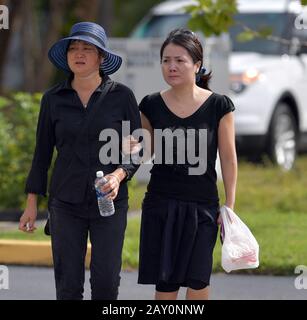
top-left (0, 0), bottom-right (19, 93)
top-left (0, 0), bottom-right (102, 93)
top-left (186, 0), bottom-right (307, 46)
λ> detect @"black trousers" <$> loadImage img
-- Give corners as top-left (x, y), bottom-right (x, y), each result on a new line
top-left (48, 198), bottom-right (128, 300)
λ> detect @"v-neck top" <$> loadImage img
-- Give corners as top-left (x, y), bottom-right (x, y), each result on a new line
top-left (159, 92), bottom-right (216, 120)
top-left (139, 91), bottom-right (235, 204)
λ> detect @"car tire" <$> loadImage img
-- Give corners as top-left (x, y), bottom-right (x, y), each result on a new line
top-left (267, 103), bottom-right (297, 170)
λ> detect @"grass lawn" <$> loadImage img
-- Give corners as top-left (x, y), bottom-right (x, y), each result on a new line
top-left (1, 156), bottom-right (307, 275)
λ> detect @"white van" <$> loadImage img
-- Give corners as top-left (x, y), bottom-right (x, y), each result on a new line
top-left (131, 0), bottom-right (307, 170)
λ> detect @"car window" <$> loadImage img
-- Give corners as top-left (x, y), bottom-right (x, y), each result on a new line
top-left (131, 14), bottom-right (190, 38)
top-left (229, 13), bottom-right (291, 54)
top-left (131, 11), bottom-right (294, 55)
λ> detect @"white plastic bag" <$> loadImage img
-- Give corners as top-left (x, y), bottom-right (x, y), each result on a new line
top-left (220, 205), bottom-right (259, 273)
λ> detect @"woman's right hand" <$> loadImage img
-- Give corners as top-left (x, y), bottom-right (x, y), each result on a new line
top-left (19, 195), bottom-right (38, 233)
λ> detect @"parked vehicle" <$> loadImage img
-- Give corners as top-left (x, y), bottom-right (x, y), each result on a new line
top-left (131, 0), bottom-right (307, 170)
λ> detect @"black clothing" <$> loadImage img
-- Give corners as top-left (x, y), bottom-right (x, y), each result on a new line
top-left (48, 198), bottom-right (128, 300)
top-left (138, 92), bottom-right (235, 288)
top-left (25, 76), bottom-right (141, 300)
top-left (139, 92), bottom-right (235, 204)
top-left (25, 76), bottom-right (141, 204)
top-left (138, 192), bottom-right (219, 286)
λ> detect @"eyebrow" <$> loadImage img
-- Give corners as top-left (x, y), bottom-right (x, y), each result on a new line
top-left (162, 56), bottom-right (184, 58)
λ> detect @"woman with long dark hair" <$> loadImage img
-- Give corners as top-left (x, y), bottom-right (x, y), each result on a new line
top-left (137, 28), bottom-right (237, 300)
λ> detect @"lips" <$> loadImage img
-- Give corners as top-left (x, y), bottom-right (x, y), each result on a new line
top-left (75, 61), bottom-right (85, 65)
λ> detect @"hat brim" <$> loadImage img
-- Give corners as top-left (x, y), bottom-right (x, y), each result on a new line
top-left (48, 35), bottom-right (122, 75)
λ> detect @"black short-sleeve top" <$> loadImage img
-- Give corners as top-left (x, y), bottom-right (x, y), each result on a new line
top-left (139, 92), bottom-right (235, 205)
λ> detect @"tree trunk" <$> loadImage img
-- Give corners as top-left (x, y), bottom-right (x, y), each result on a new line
top-left (0, 0), bottom-right (20, 94)
top-left (34, 0), bottom-right (71, 91)
top-left (21, 0), bottom-right (36, 92)
top-left (73, 0), bottom-right (99, 21)
top-left (99, 0), bottom-right (114, 35)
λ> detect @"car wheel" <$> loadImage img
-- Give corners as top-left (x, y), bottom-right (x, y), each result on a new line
top-left (267, 103), bottom-right (297, 170)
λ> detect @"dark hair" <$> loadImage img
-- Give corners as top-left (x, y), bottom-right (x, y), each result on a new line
top-left (160, 28), bottom-right (212, 90)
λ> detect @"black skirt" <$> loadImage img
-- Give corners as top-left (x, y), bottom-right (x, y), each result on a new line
top-left (138, 192), bottom-right (219, 287)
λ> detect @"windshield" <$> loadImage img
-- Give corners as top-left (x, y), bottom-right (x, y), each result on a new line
top-left (131, 14), bottom-right (190, 38)
top-left (230, 13), bottom-right (290, 54)
top-left (132, 12), bottom-right (291, 55)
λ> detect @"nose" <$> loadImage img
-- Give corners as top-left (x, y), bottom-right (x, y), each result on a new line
top-left (168, 62), bottom-right (177, 72)
top-left (74, 48), bottom-right (84, 57)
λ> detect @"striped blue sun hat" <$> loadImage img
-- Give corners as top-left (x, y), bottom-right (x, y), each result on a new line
top-left (48, 22), bottom-right (122, 75)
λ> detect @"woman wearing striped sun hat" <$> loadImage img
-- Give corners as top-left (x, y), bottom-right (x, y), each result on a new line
top-left (19, 21), bottom-right (141, 300)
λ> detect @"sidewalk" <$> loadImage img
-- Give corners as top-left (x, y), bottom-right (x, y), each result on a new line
top-left (0, 266), bottom-right (306, 300)
top-left (1, 218), bottom-right (306, 300)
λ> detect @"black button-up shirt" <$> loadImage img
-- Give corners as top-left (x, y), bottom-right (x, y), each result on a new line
top-left (25, 76), bottom-right (141, 204)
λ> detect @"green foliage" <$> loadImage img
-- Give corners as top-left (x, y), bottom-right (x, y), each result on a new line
top-left (236, 26), bottom-right (273, 42)
top-left (0, 93), bottom-right (45, 210)
top-left (122, 216), bottom-right (141, 270)
top-left (128, 179), bottom-right (147, 211)
top-left (186, 0), bottom-right (237, 36)
top-left (236, 30), bottom-right (255, 42)
top-left (187, 0), bottom-right (306, 42)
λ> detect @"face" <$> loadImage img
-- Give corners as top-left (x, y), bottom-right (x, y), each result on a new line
top-left (161, 43), bottom-right (201, 88)
top-left (67, 40), bottom-right (103, 76)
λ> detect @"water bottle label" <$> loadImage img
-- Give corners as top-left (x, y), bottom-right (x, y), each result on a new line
top-left (95, 187), bottom-right (107, 198)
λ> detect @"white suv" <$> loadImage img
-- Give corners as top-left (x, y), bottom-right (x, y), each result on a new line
top-left (132, 0), bottom-right (307, 170)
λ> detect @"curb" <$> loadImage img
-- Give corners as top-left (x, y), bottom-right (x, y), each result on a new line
top-left (0, 239), bottom-right (92, 268)
top-left (0, 211), bottom-right (141, 268)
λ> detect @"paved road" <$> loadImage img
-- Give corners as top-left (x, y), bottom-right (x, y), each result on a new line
top-left (0, 266), bottom-right (306, 300)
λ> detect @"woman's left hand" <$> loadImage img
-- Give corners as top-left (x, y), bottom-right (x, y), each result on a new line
top-left (217, 213), bottom-right (222, 225)
top-left (101, 173), bottom-right (121, 200)
top-left (217, 203), bottom-right (234, 225)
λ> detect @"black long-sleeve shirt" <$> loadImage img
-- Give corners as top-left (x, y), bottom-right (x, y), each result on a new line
top-left (25, 76), bottom-right (141, 204)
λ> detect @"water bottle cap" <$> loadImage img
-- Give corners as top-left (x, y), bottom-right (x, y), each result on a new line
top-left (96, 171), bottom-right (104, 178)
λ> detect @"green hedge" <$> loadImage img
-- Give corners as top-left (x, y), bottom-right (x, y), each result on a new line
top-left (0, 93), bottom-right (48, 210)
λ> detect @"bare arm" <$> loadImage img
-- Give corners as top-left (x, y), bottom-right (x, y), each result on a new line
top-left (19, 193), bottom-right (38, 233)
top-left (218, 112), bottom-right (237, 210)
top-left (140, 112), bottom-right (154, 161)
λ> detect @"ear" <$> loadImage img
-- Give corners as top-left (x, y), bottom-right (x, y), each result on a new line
top-left (195, 61), bottom-right (201, 73)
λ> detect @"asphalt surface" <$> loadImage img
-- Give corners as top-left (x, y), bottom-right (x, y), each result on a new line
top-left (0, 266), bottom-right (306, 300)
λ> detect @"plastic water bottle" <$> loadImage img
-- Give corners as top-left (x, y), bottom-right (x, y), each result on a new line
top-left (95, 171), bottom-right (115, 217)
